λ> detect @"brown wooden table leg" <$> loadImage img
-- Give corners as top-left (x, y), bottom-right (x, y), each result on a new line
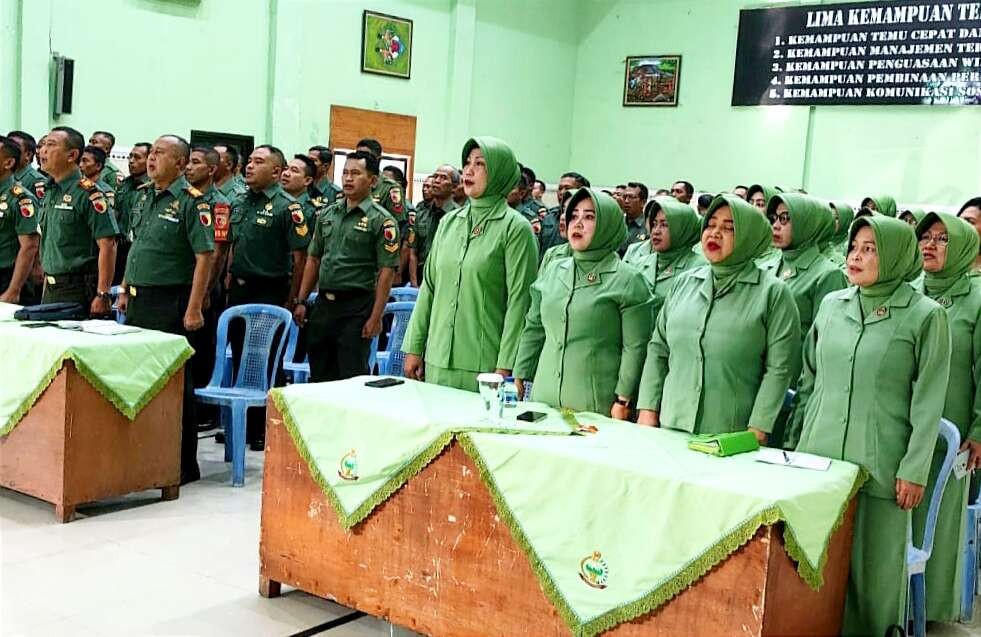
top-left (161, 485), bottom-right (180, 501)
top-left (259, 576), bottom-right (282, 599)
top-left (55, 503), bottom-right (75, 523)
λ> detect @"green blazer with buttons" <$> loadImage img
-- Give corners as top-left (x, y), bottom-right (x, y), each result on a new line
top-left (514, 252), bottom-right (654, 413)
top-left (637, 263), bottom-right (802, 434)
top-left (792, 284), bottom-right (951, 498)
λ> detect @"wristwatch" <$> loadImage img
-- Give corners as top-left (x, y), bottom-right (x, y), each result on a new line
top-left (96, 290), bottom-right (111, 301)
top-left (614, 398), bottom-right (631, 408)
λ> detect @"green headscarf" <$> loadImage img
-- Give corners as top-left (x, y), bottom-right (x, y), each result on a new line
top-left (916, 212), bottom-right (980, 299)
top-left (748, 184), bottom-right (783, 206)
top-left (828, 200), bottom-right (855, 245)
top-left (647, 196), bottom-right (701, 271)
top-left (565, 188), bottom-right (626, 266)
top-left (768, 193), bottom-right (835, 262)
top-left (703, 194), bottom-right (772, 294)
top-left (861, 194), bottom-right (897, 217)
top-left (848, 216), bottom-right (922, 311)
top-left (900, 209), bottom-right (927, 227)
top-left (461, 137), bottom-right (520, 215)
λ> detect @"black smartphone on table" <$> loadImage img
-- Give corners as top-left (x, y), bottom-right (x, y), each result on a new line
top-left (516, 410), bottom-right (547, 423)
top-left (364, 377), bottom-right (405, 388)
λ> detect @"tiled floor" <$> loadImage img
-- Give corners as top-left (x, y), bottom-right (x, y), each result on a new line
top-left (1, 436), bottom-right (980, 637)
top-left (0, 437), bottom-right (419, 637)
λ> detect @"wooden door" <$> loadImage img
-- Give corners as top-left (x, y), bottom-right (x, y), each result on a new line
top-left (329, 105), bottom-right (417, 199)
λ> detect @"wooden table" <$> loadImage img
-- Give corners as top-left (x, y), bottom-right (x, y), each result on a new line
top-left (259, 401), bottom-right (855, 636)
top-left (0, 360), bottom-right (184, 522)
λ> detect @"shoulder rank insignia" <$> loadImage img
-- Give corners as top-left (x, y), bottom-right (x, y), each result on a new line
top-left (185, 185), bottom-right (204, 198)
top-left (138, 181), bottom-right (154, 190)
top-left (11, 185), bottom-right (24, 197)
top-left (295, 223), bottom-right (308, 237)
top-left (79, 177), bottom-right (97, 191)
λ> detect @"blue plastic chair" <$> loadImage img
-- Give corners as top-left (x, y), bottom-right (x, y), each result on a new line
top-left (907, 418), bottom-right (961, 637)
top-left (109, 285), bottom-right (125, 324)
top-left (282, 293), bottom-right (317, 384)
top-left (962, 490), bottom-right (980, 622)
top-left (389, 286), bottom-right (418, 302)
top-left (373, 301), bottom-right (415, 377)
top-left (195, 304), bottom-right (293, 487)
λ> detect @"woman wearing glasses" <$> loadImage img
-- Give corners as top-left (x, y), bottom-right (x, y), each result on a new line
top-left (792, 215), bottom-right (951, 636)
top-left (636, 195), bottom-right (801, 443)
top-left (910, 212), bottom-right (981, 622)
top-left (767, 193), bottom-right (847, 338)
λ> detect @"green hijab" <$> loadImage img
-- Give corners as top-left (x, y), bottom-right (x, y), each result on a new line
top-left (768, 193), bottom-right (835, 261)
top-left (828, 200), bottom-right (855, 245)
top-left (748, 184), bottom-right (783, 206)
top-left (703, 194), bottom-right (772, 294)
top-left (861, 194), bottom-right (897, 217)
top-left (565, 188), bottom-right (626, 266)
top-left (461, 137), bottom-right (520, 215)
top-left (849, 216), bottom-right (922, 307)
top-left (900, 209), bottom-right (927, 227)
top-left (647, 196), bottom-right (701, 270)
top-left (916, 212), bottom-right (980, 299)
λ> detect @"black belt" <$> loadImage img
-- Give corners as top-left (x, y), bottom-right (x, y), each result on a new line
top-left (317, 288), bottom-right (373, 302)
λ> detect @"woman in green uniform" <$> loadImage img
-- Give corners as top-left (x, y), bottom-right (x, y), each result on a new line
top-left (631, 197), bottom-right (705, 315)
top-left (911, 212), bottom-right (981, 621)
top-left (746, 184), bottom-right (782, 211)
top-left (956, 197), bottom-right (981, 274)
top-left (636, 195), bottom-right (801, 443)
top-left (793, 215), bottom-right (951, 637)
top-left (899, 208), bottom-right (926, 226)
top-left (402, 137), bottom-right (539, 391)
top-left (514, 188), bottom-right (653, 417)
top-left (623, 199), bottom-right (659, 265)
top-left (823, 200), bottom-right (855, 266)
top-left (860, 194), bottom-right (898, 217)
top-left (767, 193), bottom-right (847, 336)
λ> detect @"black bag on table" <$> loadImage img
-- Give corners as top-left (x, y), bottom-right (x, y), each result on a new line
top-left (13, 302), bottom-right (87, 321)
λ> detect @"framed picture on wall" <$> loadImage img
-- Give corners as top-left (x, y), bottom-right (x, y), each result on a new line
top-left (361, 10), bottom-right (413, 80)
top-left (623, 55), bottom-right (682, 107)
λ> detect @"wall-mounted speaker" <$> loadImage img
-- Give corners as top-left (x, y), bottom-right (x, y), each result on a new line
top-left (53, 54), bottom-right (74, 116)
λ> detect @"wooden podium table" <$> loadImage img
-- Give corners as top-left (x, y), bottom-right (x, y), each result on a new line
top-left (0, 360), bottom-right (184, 522)
top-left (259, 401), bottom-right (855, 637)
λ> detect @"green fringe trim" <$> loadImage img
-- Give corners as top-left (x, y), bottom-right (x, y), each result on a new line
top-left (271, 389), bottom-right (456, 530)
top-left (781, 467), bottom-right (869, 590)
top-left (0, 347), bottom-right (192, 437)
top-left (458, 434), bottom-right (868, 637)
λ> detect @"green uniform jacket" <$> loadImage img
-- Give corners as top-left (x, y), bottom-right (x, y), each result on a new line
top-left (538, 242), bottom-right (571, 275)
top-left (770, 246), bottom-right (848, 337)
top-left (39, 172), bottom-right (119, 275)
top-left (14, 164), bottom-right (47, 201)
top-left (617, 215), bottom-right (646, 255)
top-left (115, 172), bottom-right (150, 237)
top-left (403, 203), bottom-right (538, 372)
top-left (229, 183), bottom-right (310, 278)
top-left (307, 196), bottom-right (400, 290)
top-left (217, 175), bottom-right (248, 204)
top-left (0, 177), bottom-right (40, 269)
top-left (634, 250), bottom-right (706, 316)
top-left (125, 177), bottom-right (216, 286)
top-left (622, 239), bottom-right (653, 266)
top-left (514, 252), bottom-right (654, 412)
top-left (538, 206), bottom-right (566, 258)
top-left (409, 198), bottom-right (458, 265)
top-left (637, 264), bottom-right (802, 434)
top-left (793, 284), bottom-right (951, 497)
top-left (100, 162), bottom-right (121, 190)
top-left (312, 178), bottom-right (340, 208)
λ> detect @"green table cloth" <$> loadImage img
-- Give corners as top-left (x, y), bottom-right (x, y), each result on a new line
top-left (270, 377), bottom-right (575, 528)
top-left (273, 379), bottom-right (864, 637)
top-left (0, 312), bottom-right (193, 436)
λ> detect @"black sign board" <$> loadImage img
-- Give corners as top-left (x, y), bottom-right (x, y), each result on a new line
top-left (732, 0), bottom-right (981, 106)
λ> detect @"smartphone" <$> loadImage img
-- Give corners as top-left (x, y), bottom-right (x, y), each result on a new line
top-left (516, 410), bottom-right (547, 423)
top-left (364, 377), bottom-right (405, 388)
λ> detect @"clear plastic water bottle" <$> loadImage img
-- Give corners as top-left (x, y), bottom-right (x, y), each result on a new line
top-left (501, 376), bottom-right (519, 412)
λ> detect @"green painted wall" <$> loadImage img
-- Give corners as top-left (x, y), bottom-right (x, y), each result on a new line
top-left (569, 0), bottom-right (980, 206)
top-left (2, 0), bottom-right (977, 206)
